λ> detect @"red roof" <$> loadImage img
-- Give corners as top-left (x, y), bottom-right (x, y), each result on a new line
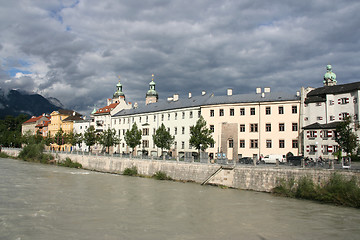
top-left (35, 120), bottom-right (50, 128)
top-left (24, 115), bottom-right (50, 124)
top-left (95, 102), bottom-right (119, 114)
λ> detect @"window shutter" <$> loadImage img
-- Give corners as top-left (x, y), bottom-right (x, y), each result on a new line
top-left (339, 113), bottom-right (342, 120)
top-left (306, 145), bottom-right (310, 152)
top-left (321, 145), bottom-right (324, 153)
top-left (307, 131), bottom-right (310, 138)
top-left (338, 99), bottom-right (341, 104)
top-left (314, 131), bottom-right (317, 138)
top-left (328, 130), bottom-right (332, 138)
top-left (320, 131), bottom-right (323, 138)
top-left (314, 146), bottom-right (318, 152)
top-left (346, 98), bottom-right (349, 103)
top-left (328, 146), bottom-right (333, 153)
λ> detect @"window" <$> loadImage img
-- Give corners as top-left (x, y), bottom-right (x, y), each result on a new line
top-left (230, 108), bottom-right (234, 116)
top-left (174, 141), bottom-right (177, 149)
top-left (154, 115), bottom-right (156, 122)
top-left (340, 98), bottom-right (349, 104)
top-left (250, 139), bottom-right (258, 148)
top-left (292, 105), bottom-right (297, 114)
top-left (307, 131), bottom-right (317, 138)
top-left (210, 142), bottom-right (214, 148)
top-left (182, 112), bottom-right (185, 119)
top-left (182, 127), bottom-right (185, 134)
top-left (228, 139), bottom-right (234, 148)
top-left (181, 141), bottom-right (185, 149)
top-left (316, 102), bottom-right (322, 106)
top-left (168, 114), bottom-right (170, 120)
top-left (266, 123), bottom-right (271, 132)
top-left (174, 127), bottom-right (177, 135)
top-left (250, 124), bottom-right (258, 132)
top-left (250, 107), bottom-right (255, 115)
top-left (220, 109), bottom-right (224, 116)
top-left (317, 116), bottom-right (323, 120)
top-left (210, 110), bottom-right (214, 117)
top-left (329, 100), bottom-right (334, 105)
top-left (279, 140), bottom-right (285, 148)
top-left (292, 123), bottom-right (298, 131)
top-left (142, 128), bottom-right (149, 136)
top-left (266, 107), bottom-right (271, 115)
top-left (292, 139), bottom-right (298, 148)
top-left (167, 128), bottom-right (170, 132)
top-left (210, 125), bottom-right (214, 132)
top-left (146, 116), bottom-right (148, 123)
top-left (330, 115), bottom-right (335, 121)
top-left (341, 112), bottom-right (349, 119)
top-left (239, 140), bottom-right (245, 148)
top-left (240, 124), bottom-right (245, 132)
top-left (175, 113), bottom-right (177, 120)
top-left (279, 123), bottom-right (285, 132)
top-left (190, 111), bottom-right (193, 118)
top-left (198, 110), bottom-right (201, 118)
top-left (161, 114), bottom-right (164, 121)
top-left (139, 117), bottom-right (142, 123)
top-left (240, 108), bottom-right (245, 116)
top-left (278, 106), bottom-right (284, 114)
top-left (123, 129), bottom-right (125, 135)
top-left (142, 140), bottom-right (149, 148)
top-left (266, 140), bottom-right (272, 148)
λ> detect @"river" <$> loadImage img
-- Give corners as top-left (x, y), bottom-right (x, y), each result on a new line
top-left (1, 157), bottom-right (360, 240)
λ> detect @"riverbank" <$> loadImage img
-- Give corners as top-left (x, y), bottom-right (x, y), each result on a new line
top-left (3, 148), bottom-right (360, 193)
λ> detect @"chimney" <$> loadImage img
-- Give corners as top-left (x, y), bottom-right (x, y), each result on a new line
top-left (264, 87), bottom-right (270, 93)
top-left (261, 92), bottom-right (265, 98)
top-left (202, 90), bottom-right (206, 96)
top-left (227, 88), bottom-right (233, 96)
top-left (173, 94), bottom-right (179, 101)
top-left (188, 92), bottom-right (192, 98)
top-left (134, 102), bottom-right (138, 109)
top-left (256, 88), bottom-right (262, 94)
top-left (167, 97), bottom-right (173, 101)
top-left (296, 91), bottom-right (300, 97)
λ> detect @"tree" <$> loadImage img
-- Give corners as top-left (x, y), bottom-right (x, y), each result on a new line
top-left (335, 116), bottom-right (358, 157)
top-left (189, 116), bottom-right (215, 159)
top-left (83, 125), bottom-right (96, 152)
top-left (66, 131), bottom-right (83, 151)
top-left (44, 133), bottom-right (54, 147)
top-left (124, 123), bottom-right (142, 156)
top-left (97, 128), bottom-right (120, 153)
top-left (54, 128), bottom-right (66, 150)
top-left (0, 114), bottom-right (28, 147)
top-left (153, 123), bottom-right (174, 156)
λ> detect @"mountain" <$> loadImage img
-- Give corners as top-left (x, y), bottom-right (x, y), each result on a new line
top-left (0, 89), bottom-right (65, 118)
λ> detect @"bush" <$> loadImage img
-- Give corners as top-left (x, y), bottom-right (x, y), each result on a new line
top-left (19, 143), bottom-right (49, 163)
top-left (152, 171), bottom-right (172, 180)
top-left (0, 152), bottom-right (11, 158)
top-left (123, 166), bottom-right (138, 176)
top-left (272, 173), bottom-right (360, 208)
top-left (58, 157), bottom-right (82, 169)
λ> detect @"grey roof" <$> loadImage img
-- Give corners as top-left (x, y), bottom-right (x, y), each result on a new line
top-left (113, 92), bottom-right (300, 117)
top-left (307, 81), bottom-right (360, 97)
top-left (303, 122), bottom-right (341, 130)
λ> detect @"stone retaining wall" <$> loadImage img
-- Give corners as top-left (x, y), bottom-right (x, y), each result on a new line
top-left (3, 148), bottom-right (360, 192)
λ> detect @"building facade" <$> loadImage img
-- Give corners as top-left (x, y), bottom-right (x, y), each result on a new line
top-left (302, 65), bottom-right (360, 159)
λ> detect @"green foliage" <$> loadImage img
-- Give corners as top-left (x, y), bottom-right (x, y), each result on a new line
top-left (0, 114), bottom-right (28, 147)
top-left (18, 142), bottom-right (54, 163)
top-left (66, 131), bottom-right (83, 147)
top-left (153, 123), bottom-right (174, 154)
top-left (58, 157), bottom-right (82, 168)
top-left (97, 128), bottom-right (120, 153)
top-left (272, 174), bottom-right (360, 208)
top-left (0, 152), bottom-right (11, 158)
top-left (152, 171), bottom-right (172, 180)
top-left (189, 116), bottom-right (215, 158)
top-left (335, 116), bottom-right (359, 156)
top-left (54, 128), bottom-right (66, 146)
top-left (124, 123), bottom-right (142, 153)
top-left (123, 166), bottom-right (138, 176)
top-left (44, 133), bottom-right (54, 146)
top-left (83, 125), bottom-right (96, 151)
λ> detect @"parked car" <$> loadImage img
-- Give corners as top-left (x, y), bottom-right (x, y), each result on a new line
top-left (262, 154), bottom-right (286, 164)
top-left (287, 156), bottom-right (304, 166)
top-left (239, 157), bottom-right (254, 164)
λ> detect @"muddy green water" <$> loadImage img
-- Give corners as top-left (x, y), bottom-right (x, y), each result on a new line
top-left (1, 158), bottom-right (360, 240)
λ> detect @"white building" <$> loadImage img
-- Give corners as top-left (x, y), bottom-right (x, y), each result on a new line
top-left (73, 118), bottom-right (91, 152)
top-left (302, 65), bottom-right (360, 159)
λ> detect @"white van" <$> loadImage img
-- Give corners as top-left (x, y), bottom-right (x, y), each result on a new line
top-left (262, 154), bottom-right (286, 164)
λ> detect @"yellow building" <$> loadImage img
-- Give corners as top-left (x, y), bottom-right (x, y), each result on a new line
top-left (48, 109), bottom-right (83, 151)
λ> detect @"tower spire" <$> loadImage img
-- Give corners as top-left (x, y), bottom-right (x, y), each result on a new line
top-left (323, 64), bottom-right (337, 86)
top-left (146, 74), bottom-right (158, 105)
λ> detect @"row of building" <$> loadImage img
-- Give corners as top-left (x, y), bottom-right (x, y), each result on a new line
top-left (22, 65), bottom-right (360, 160)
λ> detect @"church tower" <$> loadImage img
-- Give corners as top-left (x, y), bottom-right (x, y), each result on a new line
top-left (323, 65), bottom-right (337, 86)
top-left (112, 76), bottom-right (126, 104)
top-left (145, 74), bottom-right (158, 105)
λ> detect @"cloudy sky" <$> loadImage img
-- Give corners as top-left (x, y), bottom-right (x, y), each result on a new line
top-left (1, 0), bottom-right (359, 114)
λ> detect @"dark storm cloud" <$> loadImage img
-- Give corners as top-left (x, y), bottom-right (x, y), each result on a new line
top-left (0, 0), bottom-right (359, 114)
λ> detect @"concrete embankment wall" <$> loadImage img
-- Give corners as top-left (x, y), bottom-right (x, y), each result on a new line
top-left (3, 148), bottom-right (360, 192)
